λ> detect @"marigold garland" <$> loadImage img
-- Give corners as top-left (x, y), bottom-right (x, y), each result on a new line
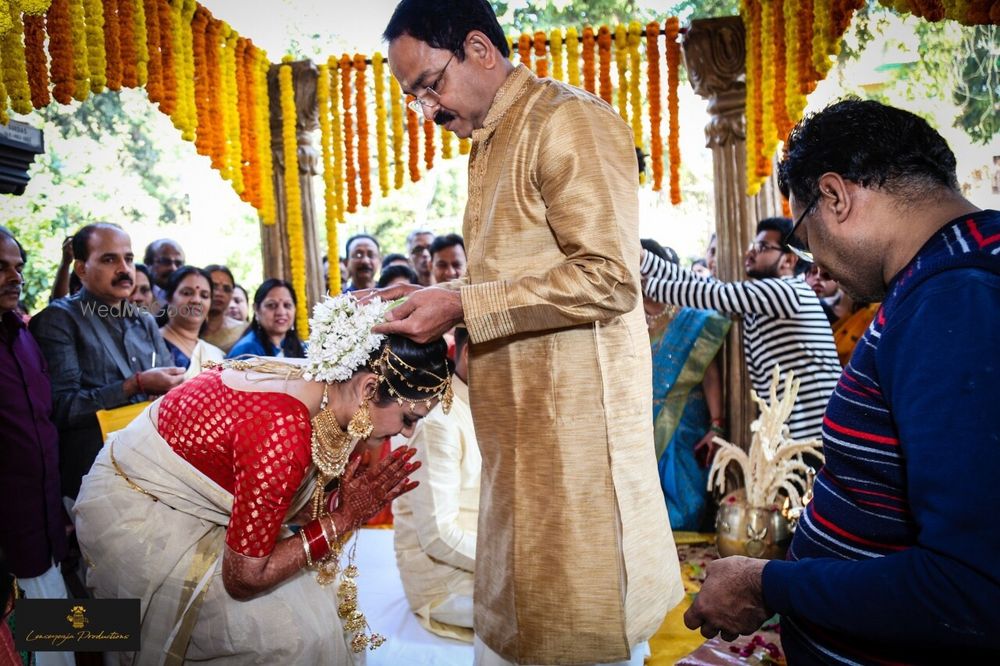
top-left (406, 99), bottom-right (419, 183)
top-left (743, 0), bottom-right (764, 195)
top-left (235, 38), bottom-right (253, 195)
top-left (278, 59), bottom-right (309, 336)
top-left (240, 42), bottom-right (260, 208)
top-left (157, 0), bottom-right (176, 116)
top-left (440, 125), bottom-right (452, 159)
top-left (142, 0), bottom-right (161, 102)
top-left (505, 34), bottom-right (513, 61)
top-left (422, 117), bottom-right (434, 171)
top-left (597, 25), bottom-right (611, 104)
top-left (83, 0), bottom-right (106, 93)
top-left (613, 24), bottom-right (627, 122)
top-left (1, 10), bottom-right (32, 115)
top-left (69, 0), bottom-right (90, 100)
top-left (255, 49), bottom-right (276, 225)
top-left (812, 0), bottom-right (832, 79)
top-left (533, 30), bottom-right (547, 78)
top-left (24, 13), bottom-right (50, 108)
top-left (549, 28), bottom-right (563, 82)
top-left (389, 71), bottom-right (403, 189)
top-left (179, 0), bottom-right (198, 141)
top-left (317, 63), bottom-right (337, 251)
top-left (627, 21), bottom-right (642, 159)
top-left (117, 0), bottom-right (135, 86)
top-left (103, 0), bottom-right (121, 90)
top-left (783, 0), bottom-right (803, 124)
top-left (0, 71), bottom-right (7, 126)
top-left (46, 0), bottom-right (74, 104)
top-left (327, 56), bottom-right (344, 219)
top-left (204, 17), bottom-right (223, 170)
top-left (517, 32), bottom-right (530, 71)
top-left (458, 137), bottom-right (470, 155)
top-left (131, 0), bottom-right (147, 85)
top-left (372, 51), bottom-right (389, 198)
top-left (646, 21), bottom-right (662, 191)
top-left (566, 26), bottom-right (580, 87)
top-left (191, 6), bottom-right (210, 155)
top-left (665, 16), bottom-right (681, 204)
top-left (354, 53), bottom-right (370, 208)
top-left (760, 0), bottom-right (777, 178)
top-left (582, 25), bottom-right (595, 94)
top-left (223, 27), bottom-right (243, 192)
top-left (772, 0), bottom-right (791, 141)
top-left (340, 54), bottom-right (356, 213)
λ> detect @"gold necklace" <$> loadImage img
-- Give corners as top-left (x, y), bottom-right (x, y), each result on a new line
top-left (645, 304), bottom-right (679, 329)
top-left (309, 385), bottom-right (354, 520)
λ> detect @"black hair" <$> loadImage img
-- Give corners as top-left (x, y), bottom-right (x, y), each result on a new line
top-left (383, 0), bottom-right (510, 60)
top-left (72, 223), bottom-right (123, 262)
top-left (692, 258), bottom-right (708, 269)
top-left (641, 238), bottom-right (678, 265)
top-left (69, 271), bottom-right (82, 295)
top-left (453, 325), bottom-right (469, 355)
top-left (232, 284), bottom-right (248, 300)
top-left (778, 99), bottom-right (959, 206)
top-left (429, 233), bottom-right (465, 258)
top-left (204, 264), bottom-right (235, 286)
top-left (369, 334), bottom-right (450, 406)
top-left (134, 262), bottom-right (153, 283)
top-left (757, 217), bottom-right (808, 254)
top-left (381, 252), bottom-right (410, 268)
top-left (345, 234), bottom-right (380, 256)
top-left (376, 264), bottom-right (420, 288)
top-left (0, 226), bottom-right (25, 262)
top-left (250, 278), bottom-right (306, 358)
top-left (164, 265), bottom-right (213, 304)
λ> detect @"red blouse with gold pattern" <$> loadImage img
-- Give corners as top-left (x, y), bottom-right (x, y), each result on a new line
top-left (157, 369), bottom-right (312, 557)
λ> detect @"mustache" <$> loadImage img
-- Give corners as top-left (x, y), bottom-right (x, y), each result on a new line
top-left (113, 274), bottom-right (133, 286)
top-left (433, 109), bottom-right (456, 126)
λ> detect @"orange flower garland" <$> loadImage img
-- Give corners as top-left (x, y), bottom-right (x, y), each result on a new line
top-left (191, 6), bottom-right (210, 156)
top-left (597, 25), bottom-right (611, 104)
top-left (533, 30), bottom-right (547, 78)
top-left (373, 51), bottom-right (389, 198)
top-left (665, 17), bottom-right (681, 204)
top-left (354, 53), bottom-right (370, 208)
top-left (340, 54), bottom-right (356, 214)
top-left (241, 43), bottom-right (261, 209)
top-left (582, 25), bottom-right (595, 94)
top-left (772, 1), bottom-right (791, 141)
top-left (143, 0), bottom-right (161, 103)
top-left (24, 14), bottom-right (50, 108)
top-left (613, 24), bottom-right (627, 121)
top-left (157, 0), bottom-right (176, 116)
top-left (566, 26), bottom-right (580, 87)
top-left (423, 118), bottom-right (434, 171)
top-left (103, 0), bottom-right (122, 91)
top-left (799, 0), bottom-right (817, 93)
top-left (518, 32), bottom-right (530, 71)
top-left (47, 0), bottom-right (74, 104)
top-left (646, 21), bottom-right (662, 191)
top-left (328, 55), bottom-right (345, 219)
top-left (236, 38), bottom-right (253, 198)
top-left (406, 99), bottom-right (419, 183)
top-left (204, 17), bottom-right (224, 170)
top-left (760, 0), bottom-right (777, 177)
top-left (458, 136), bottom-right (470, 155)
top-left (389, 71), bottom-right (403, 189)
top-left (117, 0), bottom-right (135, 86)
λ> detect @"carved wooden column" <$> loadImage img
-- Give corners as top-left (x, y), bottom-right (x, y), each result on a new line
top-left (262, 60), bottom-right (324, 313)
top-left (682, 16), bottom-right (783, 448)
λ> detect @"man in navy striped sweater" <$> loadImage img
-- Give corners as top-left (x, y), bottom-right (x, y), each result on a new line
top-left (641, 217), bottom-right (841, 443)
top-left (683, 100), bottom-right (1000, 664)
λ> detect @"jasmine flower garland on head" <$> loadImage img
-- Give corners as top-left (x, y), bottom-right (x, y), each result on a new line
top-left (303, 294), bottom-right (394, 383)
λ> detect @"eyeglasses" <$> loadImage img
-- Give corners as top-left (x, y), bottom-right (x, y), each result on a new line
top-left (407, 54), bottom-right (455, 115)
top-left (747, 240), bottom-right (785, 255)
top-left (783, 196), bottom-right (819, 264)
top-left (155, 257), bottom-right (184, 268)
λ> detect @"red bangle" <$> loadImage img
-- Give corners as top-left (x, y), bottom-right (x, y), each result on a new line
top-left (301, 519), bottom-right (330, 562)
top-left (135, 372), bottom-right (144, 395)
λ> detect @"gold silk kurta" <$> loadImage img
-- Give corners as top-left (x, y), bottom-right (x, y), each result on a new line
top-left (457, 65), bottom-right (683, 664)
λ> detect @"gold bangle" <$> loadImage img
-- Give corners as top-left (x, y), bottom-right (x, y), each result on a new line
top-left (299, 529), bottom-right (314, 568)
top-left (320, 514), bottom-right (339, 549)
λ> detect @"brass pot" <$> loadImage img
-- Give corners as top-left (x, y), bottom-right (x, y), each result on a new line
top-left (715, 488), bottom-right (793, 560)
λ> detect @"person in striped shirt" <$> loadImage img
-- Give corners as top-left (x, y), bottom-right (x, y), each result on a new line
top-left (682, 100), bottom-right (1000, 664)
top-left (641, 217), bottom-right (841, 444)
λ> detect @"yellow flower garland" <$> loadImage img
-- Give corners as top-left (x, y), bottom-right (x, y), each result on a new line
top-left (373, 52), bottom-right (389, 198)
top-left (166, 0), bottom-right (185, 128)
top-left (327, 56), bottom-right (344, 219)
top-left (69, 0), bottom-right (90, 101)
top-left (812, 0), bottom-right (832, 79)
top-left (565, 26), bottom-right (579, 87)
top-left (389, 71), bottom-right (403, 190)
top-left (440, 125), bottom-right (452, 160)
top-left (224, 27), bottom-right (243, 193)
top-left (133, 0), bottom-right (147, 86)
top-left (317, 63), bottom-right (338, 270)
top-left (83, 0), bottom-right (105, 93)
top-left (279, 58), bottom-right (308, 336)
top-left (1, 10), bottom-right (31, 115)
top-left (760, 0), bottom-right (777, 178)
top-left (354, 53), bottom-right (370, 208)
top-left (742, 0), bottom-right (760, 195)
top-left (613, 23), bottom-right (627, 123)
top-left (256, 49), bottom-right (276, 225)
top-left (458, 137), bottom-right (470, 155)
top-left (178, 0), bottom-right (198, 141)
top-left (784, 0), bottom-right (804, 125)
top-left (549, 28), bottom-right (563, 82)
top-left (627, 20), bottom-right (642, 161)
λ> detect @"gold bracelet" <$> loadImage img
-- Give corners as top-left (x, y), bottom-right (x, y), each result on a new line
top-left (299, 529), bottom-right (314, 568)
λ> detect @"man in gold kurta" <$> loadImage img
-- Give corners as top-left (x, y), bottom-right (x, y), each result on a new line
top-left (378, 2), bottom-right (683, 663)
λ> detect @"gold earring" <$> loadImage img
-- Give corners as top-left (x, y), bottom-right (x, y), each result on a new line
top-left (347, 400), bottom-right (374, 440)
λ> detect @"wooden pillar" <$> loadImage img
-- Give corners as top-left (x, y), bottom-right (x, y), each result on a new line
top-left (262, 60), bottom-right (324, 313)
top-left (682, 16), bottom-right (783, 448)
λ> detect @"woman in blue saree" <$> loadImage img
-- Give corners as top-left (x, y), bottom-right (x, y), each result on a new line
top-left (642, 240), bottom-right (730, 531)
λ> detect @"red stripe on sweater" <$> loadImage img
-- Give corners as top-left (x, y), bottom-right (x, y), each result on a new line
top-left (840, 372), bottom-right (880, 397)
top-left (967, 219), bottom-right (1000, 249)
top-left (824, 416), bottom-right (899, 446)
top-left (811, 507), bottom-right (908, 551)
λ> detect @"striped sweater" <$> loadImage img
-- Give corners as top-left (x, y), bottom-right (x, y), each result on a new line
top-left (640, 254), bottom-right (840, 441)
top-left (762, 210), bottom-right (1000, 665)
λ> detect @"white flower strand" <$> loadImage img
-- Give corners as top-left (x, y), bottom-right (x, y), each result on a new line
top-left (303, 294), bottom-right (393, 383)
top-left (707, 365), bottom-right (824, 509)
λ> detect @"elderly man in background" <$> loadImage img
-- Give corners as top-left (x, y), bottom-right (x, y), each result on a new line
top-left (407, 228), bottom-right (436, 286)
top-left (344, 233), bottom-right (382, 292)
top-left (143, 238), bottom-right (185, 313)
